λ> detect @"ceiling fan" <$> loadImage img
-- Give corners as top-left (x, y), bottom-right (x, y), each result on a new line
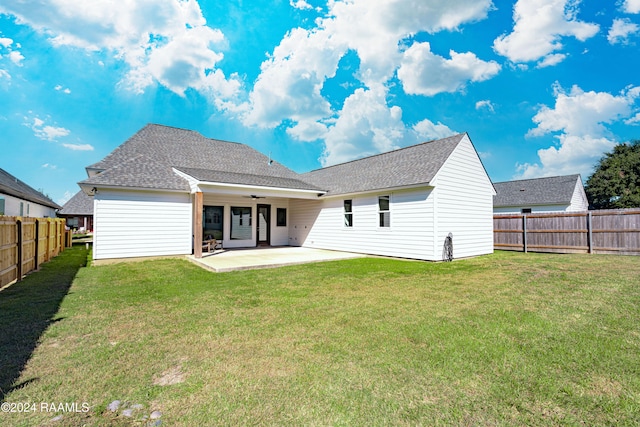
top-left (242, 194), bottom-right (266, 200)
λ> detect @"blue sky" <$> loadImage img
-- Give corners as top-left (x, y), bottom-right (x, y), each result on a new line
top-left (1, 0), bottom-right (639, 206)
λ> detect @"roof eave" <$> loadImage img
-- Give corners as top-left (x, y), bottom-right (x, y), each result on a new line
top-left (319, 182), bottom-right (435, 199)
top-left (79, 182), bottom-right (189, 196)
top-left (196, 180), bottom-right (326, 199)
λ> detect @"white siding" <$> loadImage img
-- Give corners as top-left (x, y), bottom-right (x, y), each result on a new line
top-left (0, 193), bottom-right (57, 218)
top-left (202, 194), bottom-right (290, 248)
top-left (93, 190), bottom-right (192, 260)
top-left (569, 179), bottom-right (589, 211)
top-left (494, 205), bottom-right (570, 214)
top-left (290, 188), bottom-right (436, 260)
top-left (431, 135), bottom-right (495, 259)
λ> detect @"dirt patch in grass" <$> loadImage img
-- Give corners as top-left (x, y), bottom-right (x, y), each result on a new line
top-left (154, 365), bottom-right (186, 386)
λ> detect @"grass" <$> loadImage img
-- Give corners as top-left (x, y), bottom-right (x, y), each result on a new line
top-left (1, 247), bottom-right (639, 426)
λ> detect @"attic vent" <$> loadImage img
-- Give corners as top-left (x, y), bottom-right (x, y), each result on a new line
top-left (519, 188), bottom-right (525, 191)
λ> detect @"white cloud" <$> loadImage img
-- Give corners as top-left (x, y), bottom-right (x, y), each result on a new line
top-left (412, 118), bottom-right (456, 140)
top-left (0, 0), bottom-right (242, 99)
top-left (0, 36), bottom-right (25, 66)
top-left (8, 50), bottom-right (24, 66)
top-left (243, 27), bottom-right (343, 129)
top-left (42, 163), bottom-right (57, 169)
top-left (625, 112), bottom-right (640, 124)
top-left (536, 53), bottom-right (566, 68)
top-left (245, 0), bottom-right (494, 164)
top-left (494, 0), bottom-right (599, 65)
top-left (319, 85), bottom-right (457, 166)
top-left (290, 0), bottom-right (313, 10)
top-left (55, 84), bottom-right (71, 94)
top-left (608, 18), bottom-right (640, 44)
top-left (57, 190), bottom-right (74, 206)
top-left (475, 100), bottom-right (495, 112)
top-left (62, 143), bottom-right (94, 151)
top-left (0, 69), bottom-right (10, 80)
top-left (397, 42), bottom-right (500, 96)
top-left (28, 117), bottom-right (71, 141)
top-left (519, 84), bottom-right (640, 178)
top-left (320, 86), bottom-right (406, 166)
top-left (623, 0), bottom-right (640, 14)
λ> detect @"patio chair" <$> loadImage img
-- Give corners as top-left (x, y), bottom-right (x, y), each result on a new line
top-left (203, 235), bottom-right (223, 252)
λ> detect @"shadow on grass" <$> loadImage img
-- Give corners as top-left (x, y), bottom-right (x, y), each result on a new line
top-left (0, 245), bottom-right (87, 401)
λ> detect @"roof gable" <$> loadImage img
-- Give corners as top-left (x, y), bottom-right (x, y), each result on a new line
top-left (81, 124), bottom-right (307, 191)
top-left (302, 133), bottom-right (465, 196)
top-left (493, 174), bottom-right (582, 207)
top-left (0, 168), bottom-right (60, 209)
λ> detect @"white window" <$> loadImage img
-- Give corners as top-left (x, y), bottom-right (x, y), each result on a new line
top-left (231, 206), bottom-right (252, 240)
top-left (378, 195), bottom-right (390, 227)
top-left (344, 200), bottom-right (353, 227)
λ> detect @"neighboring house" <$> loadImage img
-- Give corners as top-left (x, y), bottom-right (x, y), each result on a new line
top-left (58, 190), bottom-right (94, 232)
top-left (0, 168), bottom-right (60, 217)
top-left (78, 124), bottom-right (495, 261)
top-left (493, 174), bottom-right (589, 214)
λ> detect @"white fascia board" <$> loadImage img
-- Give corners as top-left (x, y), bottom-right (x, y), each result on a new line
top-left (78, 182), bottom-right (188, 196)
top-left (172, 168), bottom-right (326, 199)
top-left (172, 168), bottom-right (201, 193)
top-left (319, 183), bottom-right (434, 200)
top-left (199, 182), bottom-right (324, 199)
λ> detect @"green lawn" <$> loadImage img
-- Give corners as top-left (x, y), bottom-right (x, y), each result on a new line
top-left (1, 246), bottom-right (639, 426)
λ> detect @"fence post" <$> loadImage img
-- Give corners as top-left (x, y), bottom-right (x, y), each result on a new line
top-left (522, 214), bottom-right (528, 253)
top-left (587, 211), bottom-right (593, 254)
top-left (16, 218), bottom-right (23, 282)
top-left (34, 218), bottom-right (39, 271)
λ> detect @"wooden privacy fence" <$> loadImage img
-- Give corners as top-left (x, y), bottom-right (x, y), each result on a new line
top-left (0, 216), bottom-right (69, 287)
top-left (494, 208), bottom-right (640, 255)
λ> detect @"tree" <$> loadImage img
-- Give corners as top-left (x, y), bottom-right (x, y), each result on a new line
top-left (585, 140), bottom-right (640, 209)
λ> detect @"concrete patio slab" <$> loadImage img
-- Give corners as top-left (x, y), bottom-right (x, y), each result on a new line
top-left (186, 246), bottom-right (365, 272)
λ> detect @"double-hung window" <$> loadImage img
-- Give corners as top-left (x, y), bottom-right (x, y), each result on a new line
top-left (378, 195), bottom-right (390, 227)
top-left (344, 200), bottom-right (353, 227)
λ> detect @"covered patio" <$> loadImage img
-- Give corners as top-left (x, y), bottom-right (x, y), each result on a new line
top-left (186, 246), bottom-right (365, 272)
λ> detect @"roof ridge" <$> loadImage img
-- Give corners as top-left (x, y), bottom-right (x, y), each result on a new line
top-left (493, 174), bottom-right (580, 185)
top-left (305, 132), bottom-right (466, 173)
top-left (145, 123), bottom-right (244, 146)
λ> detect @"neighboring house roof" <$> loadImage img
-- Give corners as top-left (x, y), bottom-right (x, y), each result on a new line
top-left (493, 174), bottom-right (582, 208)
top-left (0, 168), bottom-right (60, 209)
top-left (80, 124), bottom-right (314, 192)
top-left (58, 190), bottom-right (94, 216)
top-left (302, 133), bottom-right (466, 196)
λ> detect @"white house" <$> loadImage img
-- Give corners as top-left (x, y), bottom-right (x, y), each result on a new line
top-left (78, 124), bottom-right (495, 261)
top-left (0, 168), bottom-right (60, 218)
top-left (493, 175), bottom-right (589, 214)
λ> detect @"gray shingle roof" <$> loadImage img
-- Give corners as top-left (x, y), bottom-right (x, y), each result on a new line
top-left (302, 133), bottom-right (465, 196)
top-left (176, 167), bottom-right (323, 191)
top-left (80, 124), bottom-right (468, 197)
top-left (58, 190), bottom-right (94, 216)
top-left (0, 168), bottom-right (61, 209)
top-left (493, 174), bottom-right (581, 207)
top-left (80, 124), bottom-right (311, 191)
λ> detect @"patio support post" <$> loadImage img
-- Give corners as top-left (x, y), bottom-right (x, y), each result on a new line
top-left (194, 191), bottom-right (203, 258)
